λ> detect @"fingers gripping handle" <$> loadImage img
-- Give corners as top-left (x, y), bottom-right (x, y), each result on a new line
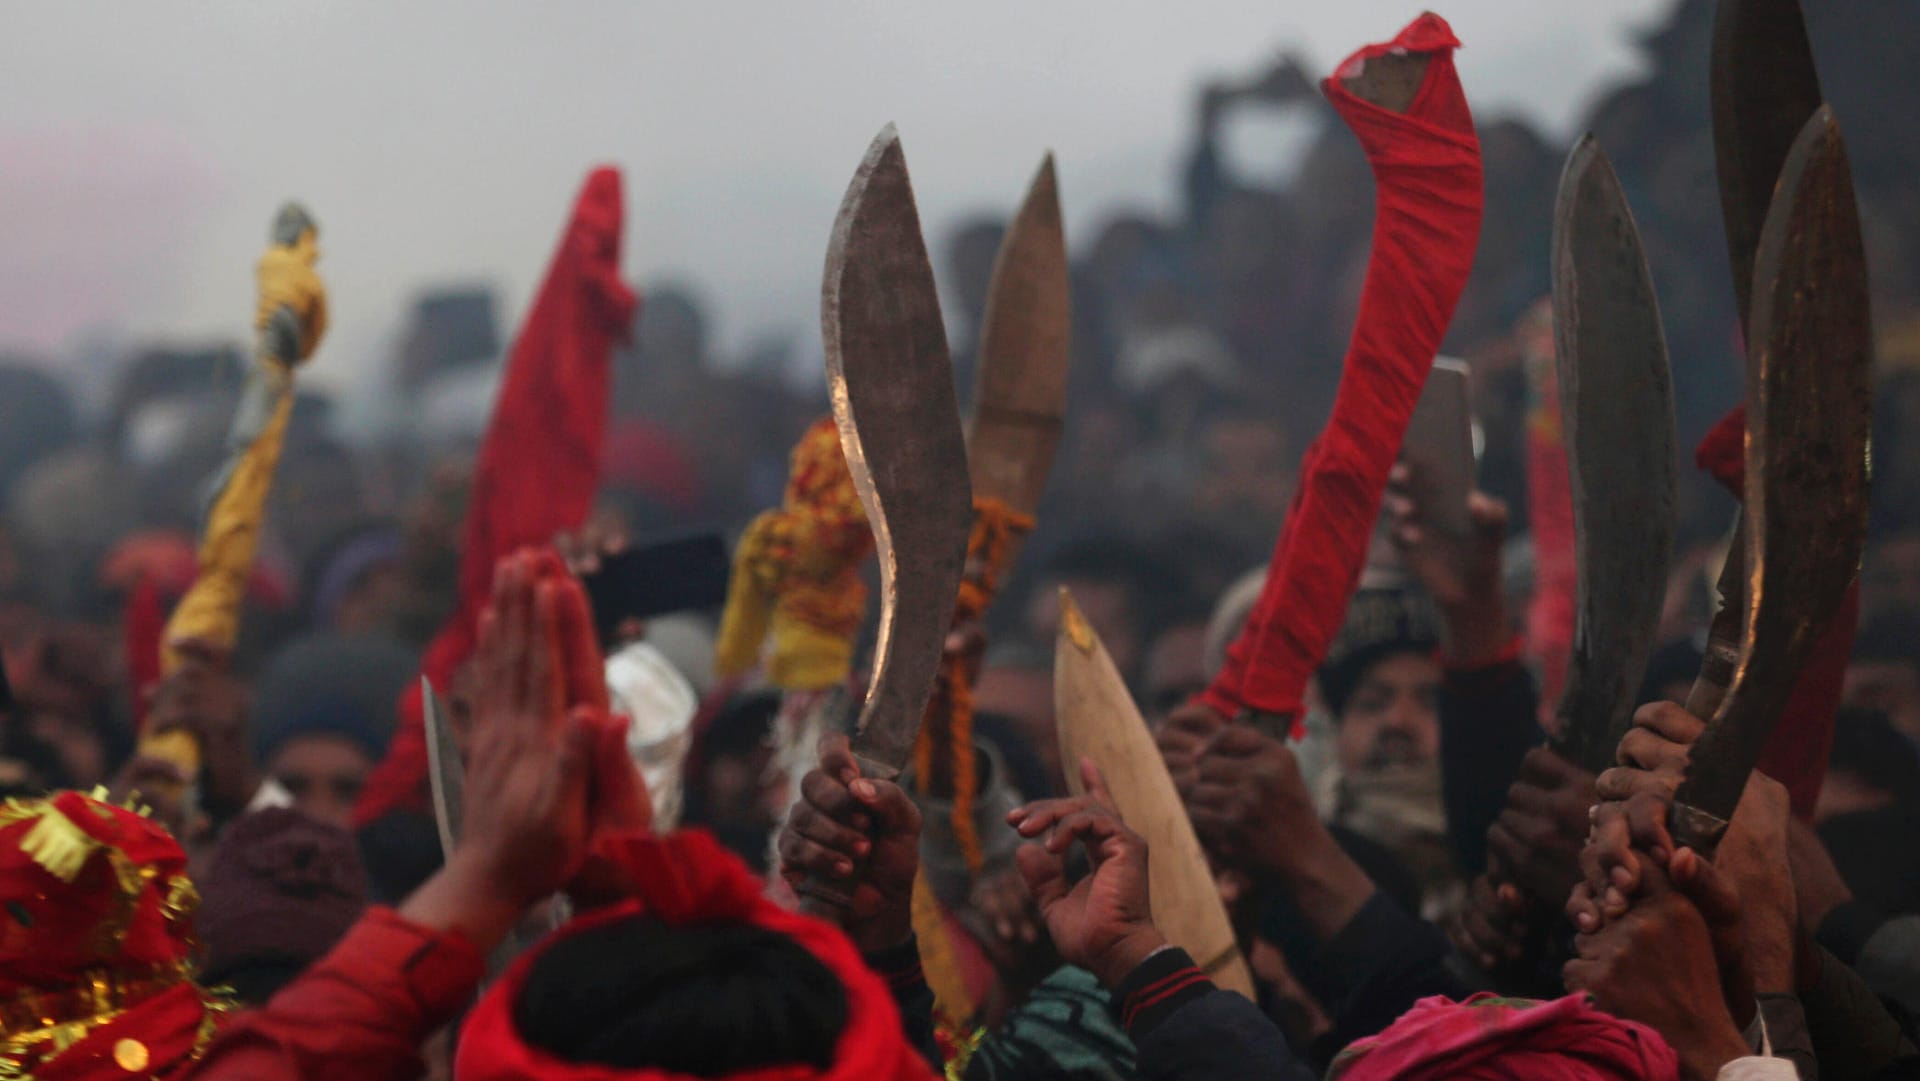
top-left (792, 754), bottom-right (900, 919)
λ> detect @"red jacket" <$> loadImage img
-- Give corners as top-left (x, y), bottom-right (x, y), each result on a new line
top-left (187, 908), bottom-right (484, 1081)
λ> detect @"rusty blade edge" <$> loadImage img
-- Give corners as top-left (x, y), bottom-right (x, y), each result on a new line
top-left (1547, 135), bottom-right (1678, 773)
top-left (1675, 107), bottom-right (1871, 842)
top-left (820, 124), bottom-right (974, 778)
top-left (1711, 0), bottom-right (1823, 327)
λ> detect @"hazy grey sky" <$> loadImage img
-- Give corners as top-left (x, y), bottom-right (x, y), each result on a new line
top-left (1, 1), bottom-right (1669, 396)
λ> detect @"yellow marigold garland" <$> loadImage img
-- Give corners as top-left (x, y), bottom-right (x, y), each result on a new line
top-left (913, 497), bottom-right (1034, 873)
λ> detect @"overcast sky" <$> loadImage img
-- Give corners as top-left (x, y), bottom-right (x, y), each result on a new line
top-left (1, 0), bottom-right (1671, 397)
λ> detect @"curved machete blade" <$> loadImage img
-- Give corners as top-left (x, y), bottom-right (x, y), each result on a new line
top-left (1690, 0), bottom-right (1827, 721)
top-left (822, 125), bottom-right (974, 780)
top-left (1673, 108), bottom-right (1871, 852)
top-left (970, 153), bottom-right (1071, 519)
top-left (1547, 137), bottom-right (1677, 774)
top-left (1713, 0), bottom-right (1824, 324)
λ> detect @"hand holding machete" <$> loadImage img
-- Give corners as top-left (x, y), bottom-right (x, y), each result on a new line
top-left (795, 125), bottom-right (973, 915)
top-left (1668, 107), bottom-right (1871, 857)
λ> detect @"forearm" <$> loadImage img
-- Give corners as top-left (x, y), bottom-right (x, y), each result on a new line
top-left (1798, 949), bottom-right (1916, 1081)
top-left (1290, 890), bottom-right (1471, 1064)
top-left (193, 907), bottom-right (485, 1081)
top-left (1113, 947), bottom-right (1314, 1081)
top-left (1438, 648), bottom-right (1542, 875)
top-left (865, 936), bottom-right (942, 1072)
top-left (199, 728), bottom-right (263, 823)
top-left (1269, 825), bottom-right (1376, 942)
top-left (1438, 590), bottom-right (1511, 670)
top-left (399, 851), bottom-right (538, 954)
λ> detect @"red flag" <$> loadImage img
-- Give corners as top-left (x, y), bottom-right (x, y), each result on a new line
top-left (1202, 14), bottom-right (1484, 725)
top-left (356, 168), bottom-right (637, 825)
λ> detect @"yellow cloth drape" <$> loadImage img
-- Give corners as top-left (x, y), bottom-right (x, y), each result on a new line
top-left (713, 417), bottom-right (873, 691)
top-left (142, 212), bottom-right (326, 775)
top-left (160, 386), bottom-right (293, 671)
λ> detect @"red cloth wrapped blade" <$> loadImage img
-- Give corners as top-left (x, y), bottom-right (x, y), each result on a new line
top-left (356, 168), bottom-right (637, 826)
top-left (1201, 13), bottom-right (1484, 728)
top-left (1694, 405), bottom-right (1855, 820)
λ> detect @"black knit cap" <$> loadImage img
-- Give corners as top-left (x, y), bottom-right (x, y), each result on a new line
top-left (1316, 587), bottom-right (1441, 718)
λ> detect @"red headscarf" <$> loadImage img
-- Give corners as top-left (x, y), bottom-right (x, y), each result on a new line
top-left (356, 167), bottom-right (638, 826)
top-left (1327, 993), bottom-right (1679, 1081)
top-left (0, 791), bottom-right (229, 1080)
top-left (454, 829), bottom-right (935, 1081)
top-left (1202, 13), bottom-right (1484, 727)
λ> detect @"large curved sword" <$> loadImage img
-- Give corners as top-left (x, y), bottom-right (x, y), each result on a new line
top-left (1689, 0), bottom-right (1827, 720)
top-left (1671, 108), bottom-right (1872, 854)
top-left (1712, 0), bottom-right (1824, 324)
top-left (1546, 138), bottom-right (1677, 773)
top-left (970, 154), bottom-right (1071, 519)
top-left (821, 126), bottom-right (975, 781)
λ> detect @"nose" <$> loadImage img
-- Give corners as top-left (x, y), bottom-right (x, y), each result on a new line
top-left (1382, 693), bottom-right (1425, 732)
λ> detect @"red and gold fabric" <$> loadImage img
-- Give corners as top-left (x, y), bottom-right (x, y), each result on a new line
top-left (0, 790), bottom-right (230, 1080)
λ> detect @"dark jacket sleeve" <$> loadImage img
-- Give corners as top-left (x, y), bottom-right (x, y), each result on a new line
top-left (865, 936), bottom-right (943, 1073)
top-left (1291, 890), bottom-right (1473, 1070)
top-left (1822, 905), bottom-right (1920, 1030)
top-left (1112, 947), bottom-right (1313, 1081)
top-left (1439, 652), bottom-right (1544, 876)
top-left (1799, 947), bottom-right (1919, 1081)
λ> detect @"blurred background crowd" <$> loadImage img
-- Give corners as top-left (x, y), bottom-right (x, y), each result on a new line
top-left (0, 0), bottom-right (1916, 944)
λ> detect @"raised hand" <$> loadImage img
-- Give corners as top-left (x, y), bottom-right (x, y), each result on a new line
top-left (1571, 700), bottom-right (1701, 930)
top-left (1564, 855), bottom-right (1753, 1081)
top-left (1185, 721), bottom-right (1374, 938)
top-left (778, 733), bottom-right (922, 953)
top-left (403, 549), bottom-right (612, 948)
top-left (1486, 747), bottom-right (1595, 911)
top-left (1009, 757), bottom-right (1165, 989)
top-left (1450, 873), bottom-right (1532, 972)
top-left (146, 637), bottom-right (257, 819)
top-left (1183, 722), bottom-right (1316, 884)
top-left (1383, 462), bottom-right (1511, 665)
top-left (1154, 699), bottom-right (1227, 800)
top-left (460, 551), bottom-right (601, 902)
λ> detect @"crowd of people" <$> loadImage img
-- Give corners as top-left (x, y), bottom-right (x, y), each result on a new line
top-left (3, 0), bottom-right (1920, 1078)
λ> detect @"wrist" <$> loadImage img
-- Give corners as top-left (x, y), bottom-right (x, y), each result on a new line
top-left (1268, 824), bottom-right (1373, 938)
top-left (1676, 1025), bottom-right (1751, 1081)
top-left (1664, 1000), bottom-right (1751, 1081)
top-left (1439, 595), bottom-right (1510, 667)
top-left (406, 849), bottom-right (544, 950)
top-left (1089, 926), bottom-right (1167, 989)
top-left (851, 908), bottom-right (914, 955)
